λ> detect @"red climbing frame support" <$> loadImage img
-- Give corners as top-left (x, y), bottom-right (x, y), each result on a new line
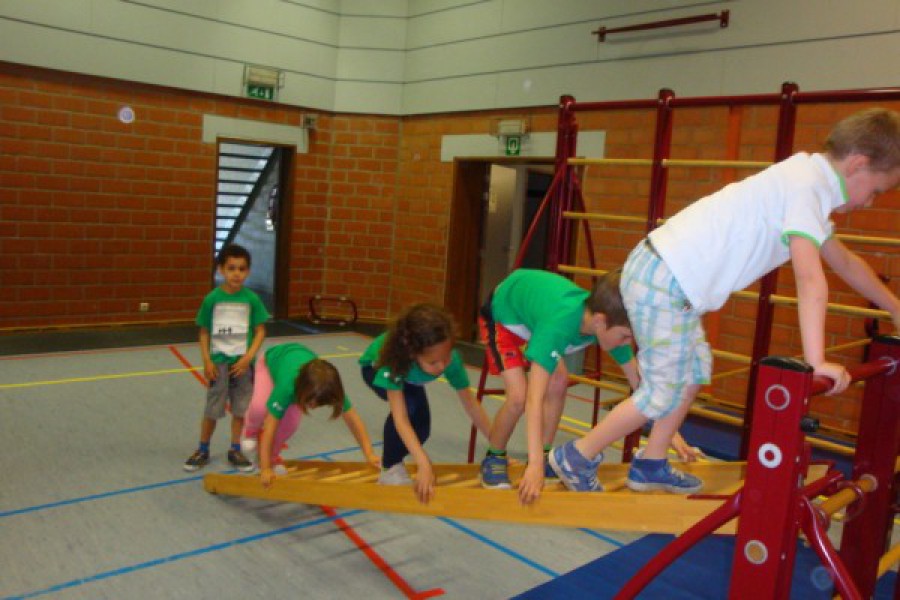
top-left (839, 335), bottom-right (900, 598)
top-left (615, 335), bottom-right (900, 599)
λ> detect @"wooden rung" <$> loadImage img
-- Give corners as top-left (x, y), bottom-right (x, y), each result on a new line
top-left (662, 158), bottom-right (772, 169)
top-left (562, 211), bottom-right (646, 224)
top-left (837, 233), bottom-right (900, 247)
top-left (568, 158), bottom-right (653, 166)
top-left (444, 478), bottom-right (482, 488)
top-left (604, 478), bottom-right (628, 492)
top-left (877, 542), bottom-right (900, 578)
top-left (435, 473), bottom-right (463, 485)
top-left (290, 467), bottom-right (344, 480)
top-left (711, 349), bottom-right (752, 365)
top-left (770, 294), bottom-right (891, 319)
top-left (557, 264), bottom-right (609, 277)
top-left (285, 467), bottom-right (321, 478)
top-left (319, 470), bottom-right (376, 483)
top-left (568, 373), bottom-right (630, 394)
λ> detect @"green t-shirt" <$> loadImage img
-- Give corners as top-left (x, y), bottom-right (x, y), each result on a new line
top-left (196, 286), bottom-right (270, 364)
top-left (265, 343), bottom-right (352, 419)
top-left (359, 332), bottom-right (470, 391)
top-left (491, 269), bottom-right (633, 373)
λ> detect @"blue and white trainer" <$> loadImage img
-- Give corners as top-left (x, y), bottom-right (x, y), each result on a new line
top-left (626, 458), bottom-right (702, 494)
top-left (544, 453), bottom-right (559, 481)
top-left (480, 454), bottom-right (512, 489)
top-left (548, 441), bottom-right (603, 492)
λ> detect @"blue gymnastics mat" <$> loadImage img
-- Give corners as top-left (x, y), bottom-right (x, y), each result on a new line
top-left (515, 534), bottom-right (896, 599)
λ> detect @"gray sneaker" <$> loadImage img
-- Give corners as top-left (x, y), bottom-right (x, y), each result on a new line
top-left (378, 463), bottom-right (412, 485)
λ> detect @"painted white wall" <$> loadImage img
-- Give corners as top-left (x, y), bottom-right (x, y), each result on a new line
top-left (2, 0), bottom-right (899, 115)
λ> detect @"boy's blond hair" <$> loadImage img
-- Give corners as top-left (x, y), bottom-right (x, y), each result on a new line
top-left (824, 108), bottom-right (900, 171)
top-left (587, 269), bottom-right (630, 328)
top-left (294, 359), bottom-right (345, 419)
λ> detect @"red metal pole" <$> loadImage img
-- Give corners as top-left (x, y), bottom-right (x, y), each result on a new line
top-left (646, 89), bottom-right (674, 233)
top-left (547, 95), bottom-right (577, 272)
top-left (739, 81), bottom-right (799, 459)
top-left (729, 355), bottom-right (813, 598)
top-left (838, 335), bottom-right (900, 598)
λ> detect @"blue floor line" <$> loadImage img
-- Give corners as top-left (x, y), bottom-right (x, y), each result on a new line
top-left (276, 319), bottom-right (321, 334)
top-left (0, 476), bottom-right (202, 519)
top-left (437, 517), bottom-right (559, 578)
top-left (3, 509), bottom-right (364, 600)
top-left (577, 528), bottom-right (626, 548)
top-left (0, 443), bottom-right (377, 520)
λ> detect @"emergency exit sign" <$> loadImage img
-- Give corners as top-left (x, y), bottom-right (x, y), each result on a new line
top-left (246, 84), bottom-right (276, 101)
top-left (505, 135), bottom-right (521, 156)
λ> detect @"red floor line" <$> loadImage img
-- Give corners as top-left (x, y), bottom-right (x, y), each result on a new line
top-left (319, 505), bottom-right (445, 599)
top-left (168, 345), bottom-right (208, 387)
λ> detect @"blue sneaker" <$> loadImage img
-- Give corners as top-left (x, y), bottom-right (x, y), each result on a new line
top-left (480, 454), bottom-right (512, 489)
top-left (549, 441), bottom-right (603, 492)
top-left (544, 453), bottom-right (558, 481)
top-left (627, 458), bottom-right (702, 494)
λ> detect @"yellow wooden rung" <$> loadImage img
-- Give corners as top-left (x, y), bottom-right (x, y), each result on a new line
top-left (319, 470), bottom-right (377, 483)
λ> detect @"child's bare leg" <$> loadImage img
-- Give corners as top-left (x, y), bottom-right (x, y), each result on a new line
top-left (642, 384), bottom-right (700, 460)
top-left (574, 398), bottom-right (647, 460)
top-left (200, 417), bottom-right (216, 444)
top-left (487, 367), bottom-right (527, 450)
top-left (231, 416), bottom-right (244, 445)
top-left (541, 364), bottom-right (569, 446)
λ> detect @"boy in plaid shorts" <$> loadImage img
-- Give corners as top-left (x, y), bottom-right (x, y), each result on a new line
top-left (550, 108), bottom-right (900, 495)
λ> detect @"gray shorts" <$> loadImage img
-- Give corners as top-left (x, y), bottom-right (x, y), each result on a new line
top-left (204, 362), bottom-right (254, 420)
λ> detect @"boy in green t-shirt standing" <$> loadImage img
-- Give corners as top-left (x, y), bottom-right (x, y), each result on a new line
top-left (184, 244), bottom-right (270, 472)
top-left (479, 268), bottom-right (639, 504)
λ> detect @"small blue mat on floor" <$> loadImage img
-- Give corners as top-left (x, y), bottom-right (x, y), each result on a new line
top-left (515, 534), bottom-right (896, 599)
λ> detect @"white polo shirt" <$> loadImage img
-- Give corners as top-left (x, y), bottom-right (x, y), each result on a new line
top-left (648, 152), bottom-right (846, 313)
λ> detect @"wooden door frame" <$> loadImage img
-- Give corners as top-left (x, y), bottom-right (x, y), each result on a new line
top-left (444, 160), bottom-right (488, 342)
top-left (444, 157), bottom-right (554, 342)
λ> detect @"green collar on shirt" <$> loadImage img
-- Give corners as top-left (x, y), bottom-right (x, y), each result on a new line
top-left (835, 171), bottom-right (850, 204)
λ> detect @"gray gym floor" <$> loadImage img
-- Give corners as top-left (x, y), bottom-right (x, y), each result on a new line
top-left (1, 330), bottom-right (638, 599)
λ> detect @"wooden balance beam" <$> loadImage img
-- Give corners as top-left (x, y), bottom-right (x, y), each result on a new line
top-left (204, 461), bottom-right (829, 535)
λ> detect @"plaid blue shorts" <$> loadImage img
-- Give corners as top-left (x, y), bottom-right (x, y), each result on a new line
top-left (622, 241), bottom-right (712, 419)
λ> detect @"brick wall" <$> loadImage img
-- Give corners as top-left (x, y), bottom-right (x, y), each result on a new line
top-left (315, 114), bottom-right (398, 319)
top-left (3, 61), bottom-right (898, 432)
top-left (0, 64), bottom-right (409, 328)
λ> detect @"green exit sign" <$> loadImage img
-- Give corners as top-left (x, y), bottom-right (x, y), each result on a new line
top-left (505, 135), bottom-right (522, 156)
top-left (246, 84), bottom-right (276, 101)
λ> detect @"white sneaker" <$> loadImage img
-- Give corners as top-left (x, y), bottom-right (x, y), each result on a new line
top-left (240, 434), bottom-right (257, 455)
top-left (378, 463), bottom-right (412, 485)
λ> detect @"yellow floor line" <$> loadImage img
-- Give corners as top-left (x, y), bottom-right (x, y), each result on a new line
top-left (0, 351), bottom-right (357, 389)
top-left (0, 367), bottom-right (201, 389)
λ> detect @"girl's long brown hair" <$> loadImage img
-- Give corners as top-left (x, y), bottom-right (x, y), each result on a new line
top-left (376, 303), bottom-right (455, 378)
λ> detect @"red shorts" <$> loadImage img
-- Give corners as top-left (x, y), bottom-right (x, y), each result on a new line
top-left (478, 315), bottom-right (529, 375)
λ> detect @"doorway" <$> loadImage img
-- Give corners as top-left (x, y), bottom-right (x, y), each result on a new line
top-left (213, 141), bottom-right (293, 318)
top-left (445, 160), bottom-right (555, 342)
